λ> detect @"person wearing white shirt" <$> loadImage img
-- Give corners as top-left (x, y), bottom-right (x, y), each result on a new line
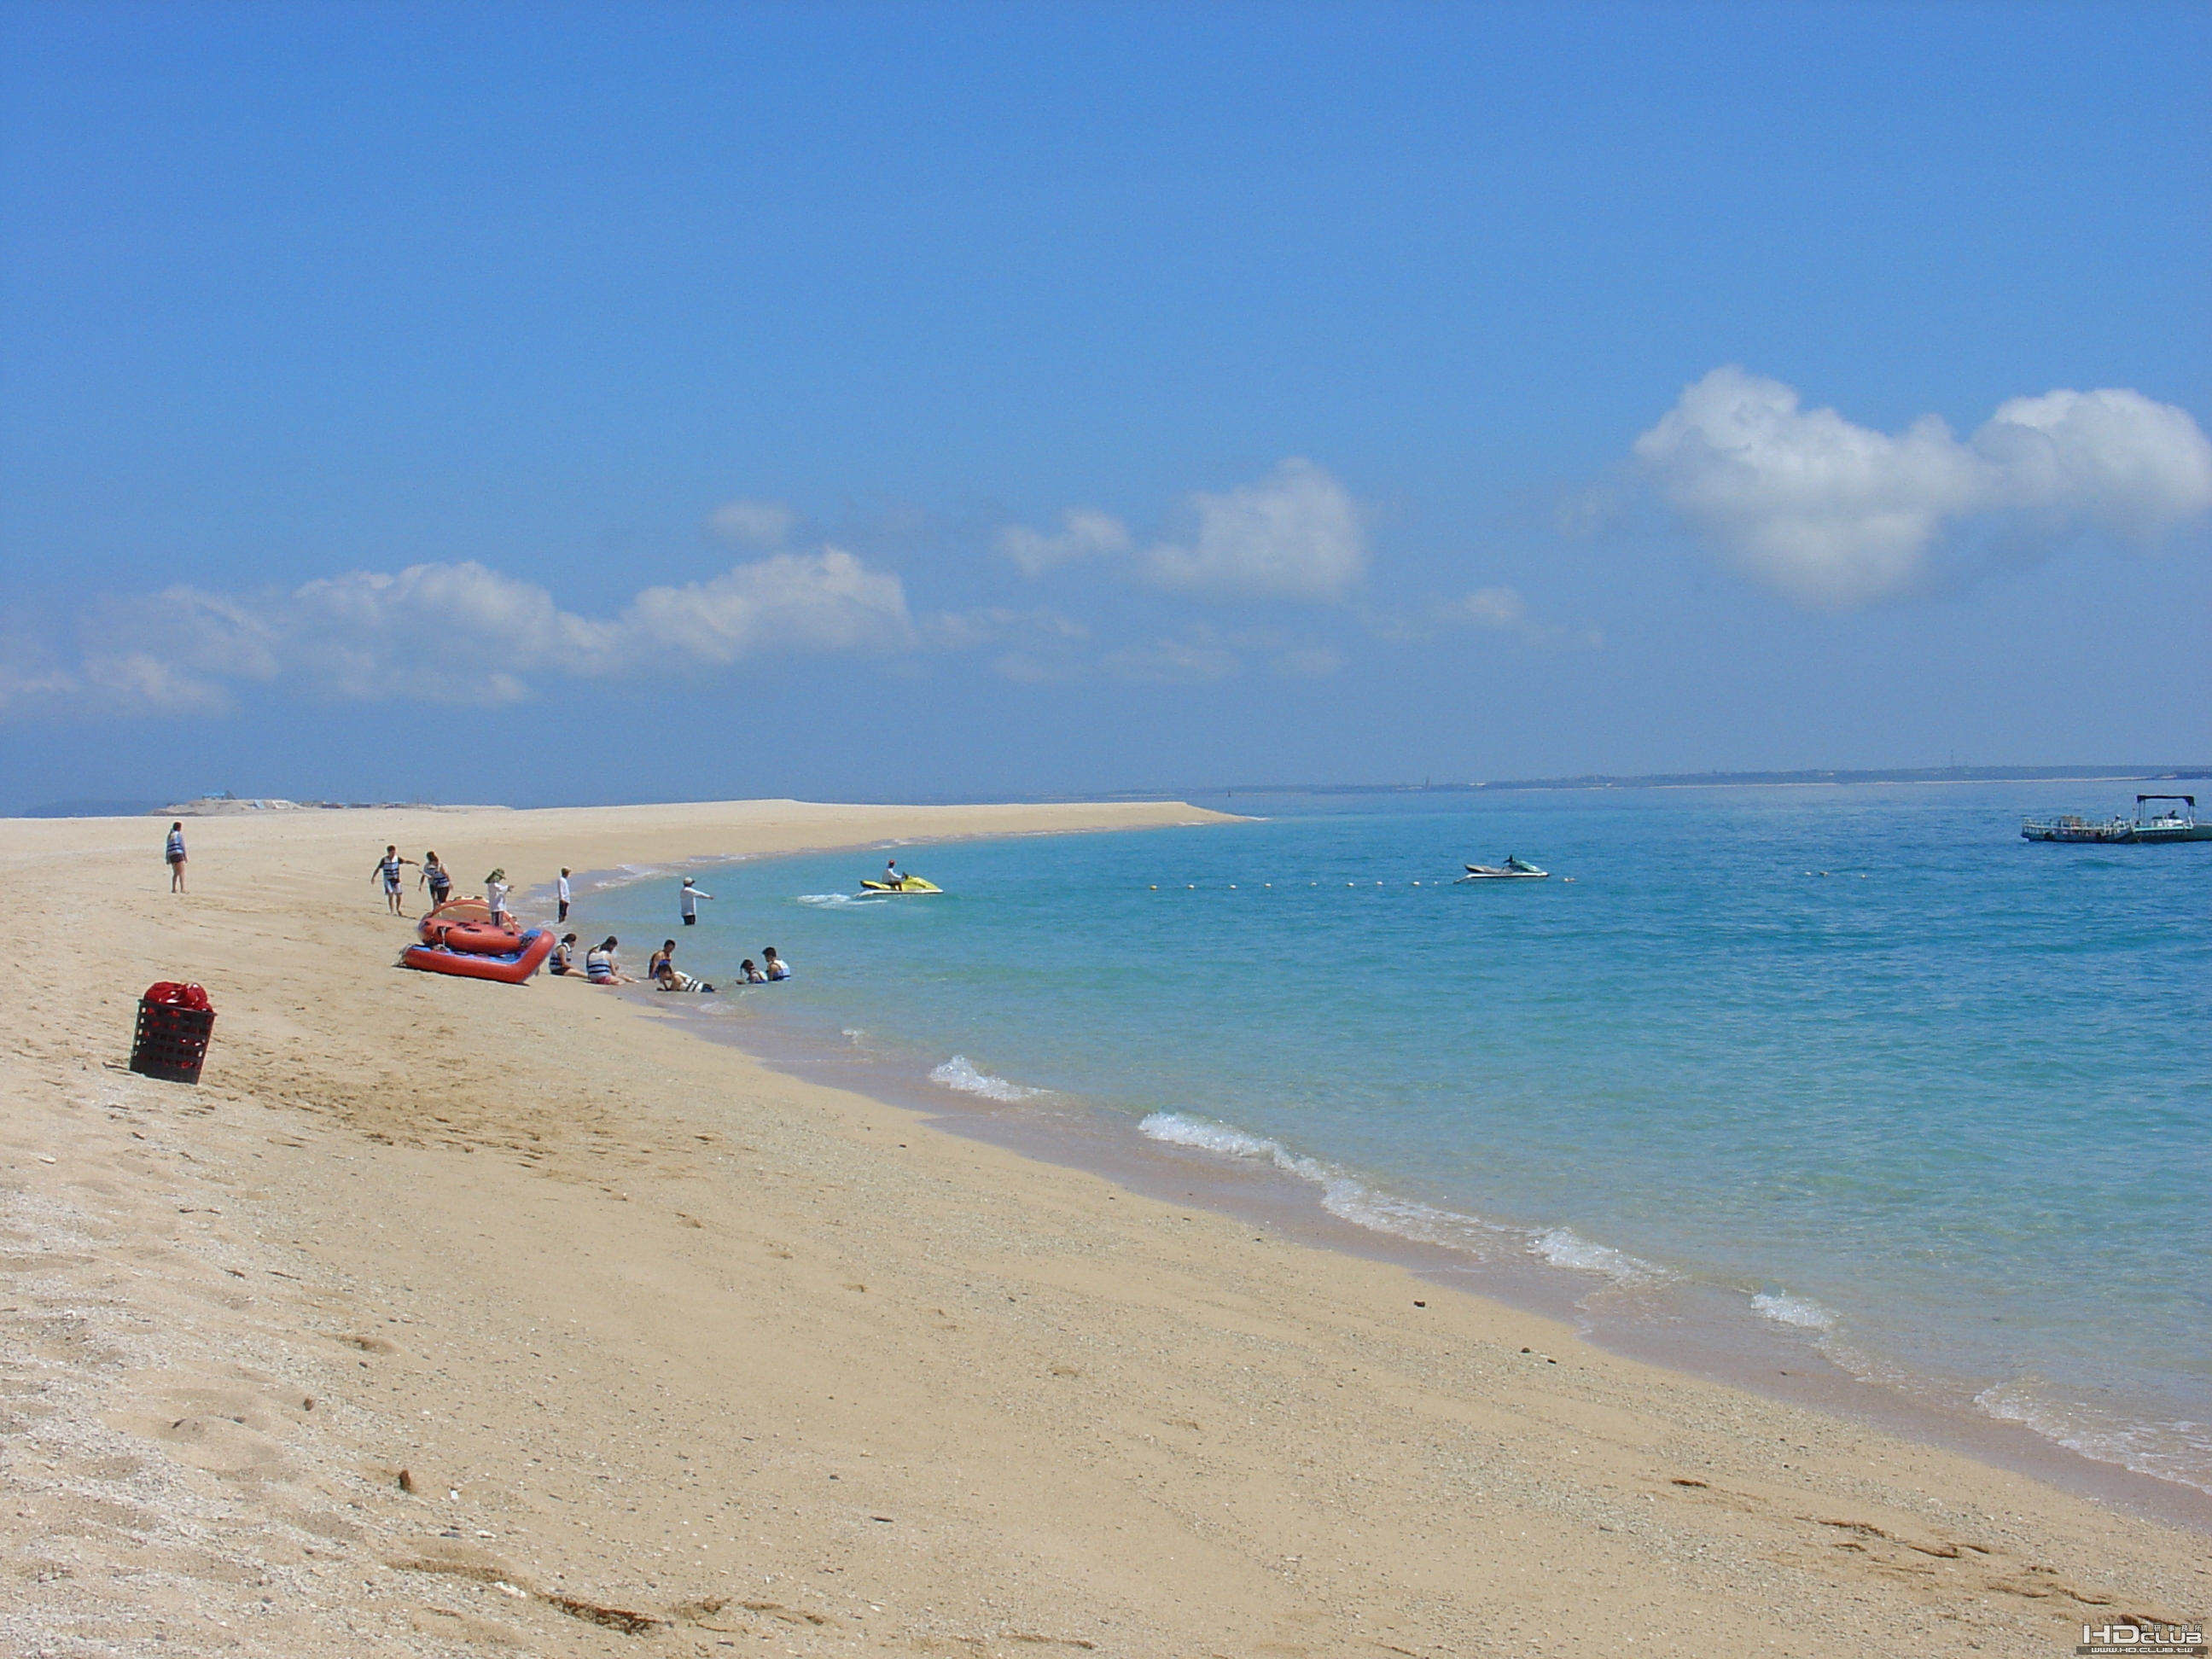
top-left (678, 876), bottom-right (713, 925)
top-left (556, 868), bottom-right (573, 923)
top-left (486, 870), bottom-right (511, 927)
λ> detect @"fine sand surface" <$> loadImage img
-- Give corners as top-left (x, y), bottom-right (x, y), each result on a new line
top-left (3, 800), bottom-right (2203, 1657)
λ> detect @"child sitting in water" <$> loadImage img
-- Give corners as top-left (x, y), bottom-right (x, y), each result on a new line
top-left (739, 958), bottom-right (768, 984)
top-left (762, 946), bottom-right (790, 981)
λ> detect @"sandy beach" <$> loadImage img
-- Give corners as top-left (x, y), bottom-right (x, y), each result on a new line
top-left (3, 799), bottom-right (2203, 1658)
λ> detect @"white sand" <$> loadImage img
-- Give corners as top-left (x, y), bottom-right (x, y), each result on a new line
top-left (3, 800), bottom-right (2203, 1656)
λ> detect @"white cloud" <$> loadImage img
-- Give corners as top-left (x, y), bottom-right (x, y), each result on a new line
top-left (706, 499), bottom-right (799, 547)
top-left (3, 549), bottom-right (917, 719)
top-left (998, 508), bottom-right (1132, 577)
top-left (917, 607), bottom-right (1088, 651)
top-left (615, 549), bottom-right (912, 666)
top-left (1633, 367), bottom-right (2212, 608)
top-left (1452, 586), bottom-right (1531, 630)
top-left (1103, 629), bottom-right (1242, 684)
top-left (1273, 644), bottom-right (1345, 678)
top-left (1145, 458), bottom-right (1367, 602)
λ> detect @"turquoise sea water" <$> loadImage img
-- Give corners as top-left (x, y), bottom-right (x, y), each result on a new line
top-left (581, 784), bottom-right (2210, 1493)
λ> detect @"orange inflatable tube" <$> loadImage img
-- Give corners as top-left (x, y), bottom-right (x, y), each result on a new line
top-left (402, 928), bottom-right (557, 985)
top-left (418, 898), bottom-right (522, 955)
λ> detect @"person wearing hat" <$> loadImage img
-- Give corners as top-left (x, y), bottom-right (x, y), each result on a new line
top-left (486, 869), bottom-right (511, 928)
top-left (678, 876), bottom-right (713, 926)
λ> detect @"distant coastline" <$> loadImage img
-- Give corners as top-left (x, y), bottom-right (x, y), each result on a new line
top-left (17, 763), bottom-right (2208, 820)
top-left (1157, 763), bottom-right (2212, 800)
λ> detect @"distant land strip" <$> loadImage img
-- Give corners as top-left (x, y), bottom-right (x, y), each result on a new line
top-left (1091, 764), bottom-right (2212, 800)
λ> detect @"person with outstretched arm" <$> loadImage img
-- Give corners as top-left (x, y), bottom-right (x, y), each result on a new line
top-left (371, 846), bottom-right (416, 916)
top-left (678, 876), bottom-right (713, 926)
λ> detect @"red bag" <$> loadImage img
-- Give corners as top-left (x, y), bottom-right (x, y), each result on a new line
top-left (143, 981), bottom-right (212, 1010)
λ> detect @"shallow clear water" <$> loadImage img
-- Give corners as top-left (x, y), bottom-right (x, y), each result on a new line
top-left (581, 783), bottom-right (2211, 1491)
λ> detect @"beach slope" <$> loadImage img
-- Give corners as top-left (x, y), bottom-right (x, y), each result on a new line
top-left (2, 799), bottom-right (2202, 1656)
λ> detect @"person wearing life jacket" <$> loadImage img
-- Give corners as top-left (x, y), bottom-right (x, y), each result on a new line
top-left (585, 937), bottom-right (632, 984)
top-left (165, 823), bottom-right (188, 894)
top-left (371, 846), bottom-right (416, 916)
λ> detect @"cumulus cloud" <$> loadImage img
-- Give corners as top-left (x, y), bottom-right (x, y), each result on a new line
top-left (998, 508), bottom-right (1132, 577)
top-left (1634, 367), bottom-right (2212, 608)
top-left (706, 499), bottom-right (799, 547)
top-left (2, 550), bottom-right (916, 719)
top-left (616, 550), bottom-right (912, 666)
top-left (1144, 458), bottom-right (1367, 602)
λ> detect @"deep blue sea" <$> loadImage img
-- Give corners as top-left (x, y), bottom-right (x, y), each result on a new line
top-left (579, 783), bottom-right (2210, 1494)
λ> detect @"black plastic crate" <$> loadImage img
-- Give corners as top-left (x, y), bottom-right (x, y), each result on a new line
top-left (130, 999), bottom-right (216, 1084)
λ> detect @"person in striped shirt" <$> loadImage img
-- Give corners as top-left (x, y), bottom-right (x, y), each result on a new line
top-left (370, 846), bottom-right (416, 916)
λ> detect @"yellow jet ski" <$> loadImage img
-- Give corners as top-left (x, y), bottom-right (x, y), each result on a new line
top-left (859, 874), bottom-right (943, 894)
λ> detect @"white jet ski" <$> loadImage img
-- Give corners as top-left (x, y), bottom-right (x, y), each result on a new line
top-left (1457, 855), bottom-right (1548, 882)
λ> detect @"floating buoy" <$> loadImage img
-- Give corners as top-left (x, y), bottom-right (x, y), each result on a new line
top-left (1229, 884), bottom-right (1237, 889)
top-left (1150, 884), bottom-right (1157, 890)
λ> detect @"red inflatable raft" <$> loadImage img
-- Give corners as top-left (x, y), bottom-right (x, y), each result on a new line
top-left (418, 898), bottom-right (523, 955)
top-left (402, 927), bottom-right (557, 984)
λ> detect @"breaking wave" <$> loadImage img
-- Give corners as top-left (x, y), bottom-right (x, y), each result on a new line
top-left (930, 1056), bottom-right (1046, 1102)
top-left (1137, 1111), bottom-right (1665, 1285)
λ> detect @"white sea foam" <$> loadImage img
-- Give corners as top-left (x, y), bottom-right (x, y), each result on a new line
top-left (1750, 1289), bottom-right (1839, 1331)
top-left (1137, 1112), bottom-right (1659, 1283)
top-left (796, 892), bottom-right (877, 908)
top-left (1531, 1227), bottom-right (1668, 1284)
top-left (1976, 1377), bottom-right (2212, 1495)
top-left (930, 1056), bottom-right (1045, 1102)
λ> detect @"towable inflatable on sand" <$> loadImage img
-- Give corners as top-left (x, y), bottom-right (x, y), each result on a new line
top-left (405, 899), bottom-right (556, 983)
top-left (402, 928), bottom-right (557, 983)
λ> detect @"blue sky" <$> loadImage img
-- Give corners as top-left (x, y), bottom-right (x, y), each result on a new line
top-left (3, 2), bottom-right (2207, 810)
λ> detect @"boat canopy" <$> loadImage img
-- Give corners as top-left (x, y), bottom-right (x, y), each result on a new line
top-left (2137, 795), bottom-right (2195, 808)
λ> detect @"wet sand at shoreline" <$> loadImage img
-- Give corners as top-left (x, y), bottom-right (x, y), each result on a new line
top-left (3, 800), bottom-right (2204, 1656)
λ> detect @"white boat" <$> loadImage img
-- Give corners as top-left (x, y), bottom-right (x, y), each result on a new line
top-left (1458, 856), bottom-right (1548, 882)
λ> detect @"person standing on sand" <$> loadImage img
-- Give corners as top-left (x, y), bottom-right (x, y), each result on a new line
top-left (486, 870), bottom-right (511, 928)
top-left (556, 868), bottom-right (572, 923)
top-left (420, 852), bottom-right (452, 910)
top-left (678, 876), bottom-right (713, 926)
top-left (165, 822), bottom-right (188, 893)
top-left (371, 845), bottom-right (415, 915)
